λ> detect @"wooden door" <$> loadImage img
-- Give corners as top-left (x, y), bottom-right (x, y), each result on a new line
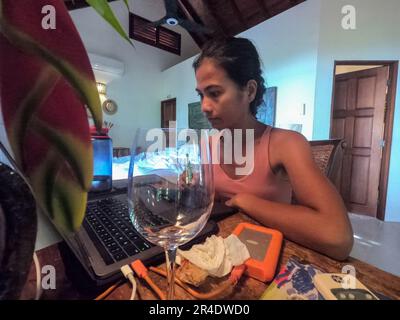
top-left (161, 98), bottom-right (176, 128)
top-left (331, 66), bottom-right (389, 217)
top-left (161, 98), bottom-right (176, 148)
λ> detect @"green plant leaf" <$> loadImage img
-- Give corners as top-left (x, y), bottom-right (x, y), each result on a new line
top-left (52, 174), bottom-right (88, 232)
top-left (7, 66), bottom-right (60, 167)
top-left (31, 151), bottom-right (60, 220)
top-left (123, 0), bottom-right (130, 11)
top-left (32, 119), bottom-right (94, 191)
top-left (30, 153), bottom-right (88, 232)
top-left (86, 0), bottom-right (133, 47)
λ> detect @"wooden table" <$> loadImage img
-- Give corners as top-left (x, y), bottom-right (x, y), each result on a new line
top-left (21, 213), bottom-right (400, 300)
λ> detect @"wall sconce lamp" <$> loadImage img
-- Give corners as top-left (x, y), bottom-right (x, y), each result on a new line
top-left (96, 82), bottom-right (107, 96)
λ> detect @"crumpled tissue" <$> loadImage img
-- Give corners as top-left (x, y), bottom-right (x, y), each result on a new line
top-left (177, 234), bottom-right (250, 277)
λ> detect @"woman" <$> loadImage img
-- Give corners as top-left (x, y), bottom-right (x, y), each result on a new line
top-left (193, 37), bottom-right (353, 261)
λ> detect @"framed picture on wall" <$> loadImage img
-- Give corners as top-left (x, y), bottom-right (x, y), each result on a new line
top-left (256, 86), bottom-right (277, 126)
top-left (188, 102), bottom-right (211, 129)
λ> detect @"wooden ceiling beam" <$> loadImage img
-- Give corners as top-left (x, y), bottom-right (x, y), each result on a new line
top-left (229, 0), bottom-right (248, 30)
top-left (202, 0), bottom-right (229, 36)
top-left (177, 0), bottom-right (210, 48)
top-left (288, 0), bottom-right (305, 6)
top-left (256, 0), bottom-right (272, 18)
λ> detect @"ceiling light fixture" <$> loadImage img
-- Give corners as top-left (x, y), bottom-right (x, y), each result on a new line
top-left (166, 17), bottom-right (178, 25)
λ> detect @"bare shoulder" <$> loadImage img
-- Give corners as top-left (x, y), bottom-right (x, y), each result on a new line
top-left (269, 128), bottom-right (312, 168)
top-left (270, 127), bottom-right (307, 144)
top-left (270, 127), bottom-right (310, 151)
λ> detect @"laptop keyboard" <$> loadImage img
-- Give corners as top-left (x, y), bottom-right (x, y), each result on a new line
top-left (83, 197), bottom-right (154, 265)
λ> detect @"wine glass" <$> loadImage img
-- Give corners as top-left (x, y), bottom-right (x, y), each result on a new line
top-left (127, 127), bottom-right (214, 300)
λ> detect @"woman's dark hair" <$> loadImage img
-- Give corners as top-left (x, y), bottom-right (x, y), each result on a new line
top-left (193, 37), bottom-right (266, 116)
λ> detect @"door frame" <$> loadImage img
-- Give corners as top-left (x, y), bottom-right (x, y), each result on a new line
top-left (330, 60), bottom-right (398, 220)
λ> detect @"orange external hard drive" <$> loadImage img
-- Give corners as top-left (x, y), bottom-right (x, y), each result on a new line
top-left (232, 222), bottom-right (283, 282)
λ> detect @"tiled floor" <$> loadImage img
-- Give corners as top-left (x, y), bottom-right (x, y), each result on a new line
top-left (349, 213), bottom-right (400, 277)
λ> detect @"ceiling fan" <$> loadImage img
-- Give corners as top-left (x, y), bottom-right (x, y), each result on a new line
top-left (152, 0), bottom-right (211, 34)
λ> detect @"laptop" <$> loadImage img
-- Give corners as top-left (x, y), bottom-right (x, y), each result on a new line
top-left (60, 162), bottom-right (236, 287)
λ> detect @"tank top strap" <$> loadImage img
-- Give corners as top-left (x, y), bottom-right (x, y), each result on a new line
top-left (259, 125), bottom-right (274, 173)
top-left (262, 125), bottom-right (273, 144)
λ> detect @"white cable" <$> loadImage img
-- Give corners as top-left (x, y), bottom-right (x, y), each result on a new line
top-left (127, 273), bottom-right (137, 300)
top-left (121, 265), bottom-right (137, 300)
top-left (33, 252), bottom-right (43, 300)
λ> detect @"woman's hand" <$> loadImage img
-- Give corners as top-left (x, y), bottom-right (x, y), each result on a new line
top-left (225, 193), bottom-right (256, 210)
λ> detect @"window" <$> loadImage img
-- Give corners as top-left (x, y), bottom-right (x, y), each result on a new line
top-left (129, 13), bottom-right (181, 55)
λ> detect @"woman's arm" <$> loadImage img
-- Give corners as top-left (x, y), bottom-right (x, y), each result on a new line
top-left (226, 129), bottom-right (354, 261)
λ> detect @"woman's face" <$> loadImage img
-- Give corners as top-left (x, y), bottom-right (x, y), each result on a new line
top-left (195, 58), bottom-right (253, 130)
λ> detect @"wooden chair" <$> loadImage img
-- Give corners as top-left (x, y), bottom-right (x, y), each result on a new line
top-left (309, 139), bottom-right (344, 182)
top-left (291, 139), bottom-right (344, 204)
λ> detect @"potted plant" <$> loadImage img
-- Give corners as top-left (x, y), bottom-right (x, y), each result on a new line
top-left (0, 0), bottom-right (132, 299)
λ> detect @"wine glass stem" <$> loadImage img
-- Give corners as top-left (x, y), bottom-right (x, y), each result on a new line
top-left (165, 247), bottom-right (177, 300)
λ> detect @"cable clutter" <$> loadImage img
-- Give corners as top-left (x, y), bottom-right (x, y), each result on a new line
top-left (94, 232), bottom-right (253, 300)
top-left (94, 259), bottom-right (246, 300)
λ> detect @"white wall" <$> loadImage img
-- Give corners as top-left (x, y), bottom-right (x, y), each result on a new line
top-left (0, 105), bottom-right (5, 160)
top-left (313, 0), bottom-right (400, 221)
top-left (0, 115), bottom-right (11, 167)
top-left (160, 0), bottom-right (321, 139)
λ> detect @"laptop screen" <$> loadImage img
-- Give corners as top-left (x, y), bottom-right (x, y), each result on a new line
top-left (112, 155), bottom-right (130, 181)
